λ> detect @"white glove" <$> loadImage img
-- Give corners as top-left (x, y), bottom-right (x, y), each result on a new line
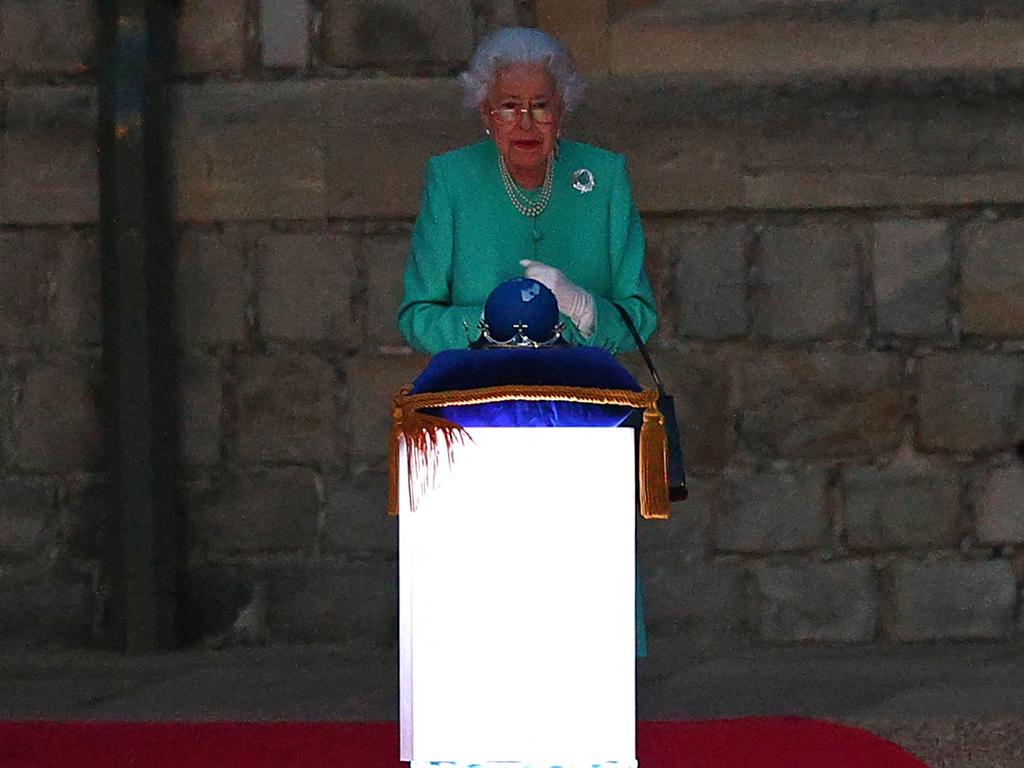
top-left (520, 259), bottom-right (596, 338)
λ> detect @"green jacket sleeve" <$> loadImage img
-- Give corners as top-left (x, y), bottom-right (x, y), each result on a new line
top-left (397, 158), bottom-right (483, 354)
top-left (563, 155), bottom-right (658, 352)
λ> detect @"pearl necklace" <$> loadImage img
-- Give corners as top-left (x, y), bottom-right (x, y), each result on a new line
top-left (498, 153), bottom-right (554, 218)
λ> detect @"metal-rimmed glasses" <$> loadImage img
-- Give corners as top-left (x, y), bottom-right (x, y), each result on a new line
top-left (489, 101), bottom-right (557, 125)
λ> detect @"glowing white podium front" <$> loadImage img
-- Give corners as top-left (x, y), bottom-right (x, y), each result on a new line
top-left (399, 427), bottom-right (637, 768)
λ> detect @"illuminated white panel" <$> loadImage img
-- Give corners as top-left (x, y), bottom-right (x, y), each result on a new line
top-left (400, 427), bottom-right (636, 766)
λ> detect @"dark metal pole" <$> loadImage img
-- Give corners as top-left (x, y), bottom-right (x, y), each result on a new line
top-left (98, 0), bottom-right (182, 652)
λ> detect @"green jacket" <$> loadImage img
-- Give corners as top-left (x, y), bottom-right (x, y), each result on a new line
top-left (397, 139), bottom-right (658, 354)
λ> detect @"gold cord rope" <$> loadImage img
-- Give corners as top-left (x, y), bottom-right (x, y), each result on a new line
top-left (389, 384), bottom-right (670, 521)
top-left (396, 383), bottom-right (658, 410)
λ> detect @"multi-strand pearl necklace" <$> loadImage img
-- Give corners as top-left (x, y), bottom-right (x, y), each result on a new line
top-left (498, 152), bottom-right (554, 217)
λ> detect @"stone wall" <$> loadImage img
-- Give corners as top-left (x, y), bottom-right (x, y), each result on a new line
top-left (545, 0), bottom-right (1024, 79)
top-left (171, 0), bottom-right (526, 650)
top-left (2, 0), bottom-right (1023, 654)
top-left (0, 0), bottom-right (103, 645)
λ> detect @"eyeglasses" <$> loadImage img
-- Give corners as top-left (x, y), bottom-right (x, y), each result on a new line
top-left (489, 102), bottom-right (557, 125)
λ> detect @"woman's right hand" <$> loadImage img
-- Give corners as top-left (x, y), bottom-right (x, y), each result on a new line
top-left (520, 259), bottom-right (595, 338)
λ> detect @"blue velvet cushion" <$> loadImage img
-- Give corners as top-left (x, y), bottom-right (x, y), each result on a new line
top-left (409, 347), bottom-right (641, 428)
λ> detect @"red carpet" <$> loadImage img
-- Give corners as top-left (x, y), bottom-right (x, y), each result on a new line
top-left (0, 718), bottom-right (927, 767)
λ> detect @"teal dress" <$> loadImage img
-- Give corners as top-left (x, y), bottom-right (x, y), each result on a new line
top-left (398, 139), bottom-right (656, 656)
top-left (398, 139), bottom-right (657, 354)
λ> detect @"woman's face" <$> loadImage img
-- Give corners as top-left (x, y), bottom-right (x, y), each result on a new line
top-left (481, 63), bottom-right (562, 178)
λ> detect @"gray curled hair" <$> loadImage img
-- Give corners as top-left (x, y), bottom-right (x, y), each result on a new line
top-left (458, 27), bottom-right (586, 112)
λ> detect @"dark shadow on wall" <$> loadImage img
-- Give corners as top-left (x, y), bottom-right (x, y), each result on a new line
top-left (355, 3), bottom-right (432, 63)
top-left (97, 0), bottom-right (185, 652)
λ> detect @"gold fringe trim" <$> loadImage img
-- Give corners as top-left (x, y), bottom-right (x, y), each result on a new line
top-left (389, 386), bottom-right (470, 516)
top-left (389, 384), bottom-right (670, 521)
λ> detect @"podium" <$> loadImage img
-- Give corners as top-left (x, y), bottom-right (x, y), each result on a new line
top-left (399, 426), bottom-right (638, 768)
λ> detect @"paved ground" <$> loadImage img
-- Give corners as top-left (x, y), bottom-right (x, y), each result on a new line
top-left (3, 639), bottom-right (1024, 766)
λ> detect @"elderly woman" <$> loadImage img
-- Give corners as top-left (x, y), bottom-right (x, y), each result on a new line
top-left (397, 27), bottom-right (657, 353)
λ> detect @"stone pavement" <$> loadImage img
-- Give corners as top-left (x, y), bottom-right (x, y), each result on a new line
top-left (3, 640), bottom-right (1024, 766)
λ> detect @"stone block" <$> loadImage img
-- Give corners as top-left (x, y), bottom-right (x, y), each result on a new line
top-left (872, 219), bottom-right (951, 337)
top-left (576, 80), bottom-right (1024, 212)
top-left (0, 87), bottom-right (98, 224)
top-left (610, 1), bottom-right (1024, 23)
top-left (8, 360), bottom-right (103, 472)
top-left (714, 468), bottom-right (830, 554)
top-left (843, 459), bottom-right (962, 551)
top-left (637, 223), bottom-right (678, 344)
top-left (883, 559), bottom-right (1016, 640)
top-left (255, 230), bottom-right (358, 345)
top-left (610, 17), bottom-right (1024, 81)
top-left (174, 228), bottom-right (249, 346)
top-left (0, 231), bottom-right (51, 347)
top-left (917, 353), bottom-right (1024, 453)
top-left (622, 349), bottom-right (734, 471)
top-left (265, 559), bottom-right (397, 646)
top-left (322, 79), bottom-right (480, 218)
top-left (536, 0), bottom-right (609, 74)
top-left (0, 566), bottom-right (94, 645)
top-left (322, 471), bottom-right (397, 553)
top-left (0, 230), bottom-right (101, 348)
top-left (178, 354), bottom-right (223, 468)
top-left (0, 477), bottom-right (54, 557)
top-left (753, 560), bottom-right (877, 643)
top-left (177, 0), bottom-right (249, 75)
top-left (362, 233), bottom-right (412, 350)
top-left (478, 0), bottom-right (520, 28)
top-left (234, 353), bottom-right (342, 466)
top-left (744, 171), bottom-right (1024, 211)
top-left (641, 558), bottom-right (747, 650)
top-left (745, 86), bottom-right (1024, 178)
top-left (261, 0), bottom-right (310, 69)
top-left (974, 464), bottom-right (1024, 545)
top-left (346, 353), bottom-right (429, 462)
top-left (322, 0), bottom-right (474, 67)
top-left (752, 222), bottom-right (866, 341)
top-left (636, 471), bottom-right (717, 556)
top-left (182, 563), bottom-right (258, 644)
top-left (962, 221), bottom-right (1024, 338)
top-left (0, 366), bottom-right (13, 466)
top-left (0, 0), bottom-right (94, 74)
top-left (175, 82), bottom-right (326, 221)
top-left (187, 468), bottom-right (320, 554)
top-left (572, 84), bottom-right (748, 213)
top-left (670, 224), bottom-right (748, 340)
top-left (62, 482), bottom-right (116, 563)
top-left (52, 231), bottom-right (102, 346)
top-left (733, 349), bottom-right (907, 459)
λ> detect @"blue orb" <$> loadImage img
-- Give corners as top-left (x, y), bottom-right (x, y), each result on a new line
top-left (483, 277), bottom-right (560, 343)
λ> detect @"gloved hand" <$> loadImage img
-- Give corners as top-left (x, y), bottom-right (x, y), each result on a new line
top-left (520, 259), bottom-right (595, 338)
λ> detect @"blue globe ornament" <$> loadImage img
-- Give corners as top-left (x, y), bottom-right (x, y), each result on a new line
top-left (480, 277), bottom-right (563, 347)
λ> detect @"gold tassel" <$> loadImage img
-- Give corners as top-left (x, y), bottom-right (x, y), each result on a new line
top-left (389, 387), bottom-right (468, 515)
top-left (638, 401), bottom-right (671, 520)
top-left (388, 390), bottom-right (408, 517)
